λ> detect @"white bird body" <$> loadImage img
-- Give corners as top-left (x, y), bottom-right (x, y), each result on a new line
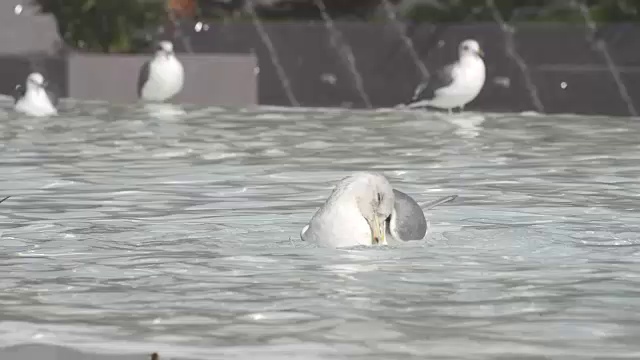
top-left (301, 172), bottom-right (394, 248)
top-left (138, 41), bottom-right (184, 102)
top-left (406, 39), bottom-right (486, 111)
top-left (303, 193), bottom-right (373, 248)
top-left (419, 55), bottom-right (485, 110)
top-left (14, 73), bottom-right (57, 117)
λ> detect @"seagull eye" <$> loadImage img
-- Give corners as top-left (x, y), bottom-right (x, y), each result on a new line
top-left (377, 193), bottom-right (383, 203)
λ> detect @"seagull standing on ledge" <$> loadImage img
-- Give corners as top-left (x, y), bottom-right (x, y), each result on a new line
top-left (137, 40), bottom-right (184, 102)
top-left (404, 39), bottom-right (486, 113)
top-left (14, 72), bottom-right (58, 117)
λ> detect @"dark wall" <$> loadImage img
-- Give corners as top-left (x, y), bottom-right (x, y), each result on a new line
top-left (179, 21), bottom-right (640, 116)
top-left (0, 55), bottom-right (67, 99)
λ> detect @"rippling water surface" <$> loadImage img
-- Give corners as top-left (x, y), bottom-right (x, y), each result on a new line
top-left (1, 99), bottom-right (640, 359)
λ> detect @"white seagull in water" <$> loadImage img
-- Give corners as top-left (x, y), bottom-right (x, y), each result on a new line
top-left (404, 39), bottom-right (486, 113)
top-left (137, 40), bottom-right (184, 102)
top-left (300, 172), bottom-right (457, 248)
top-left (13, 72), bottom-right (58, 117)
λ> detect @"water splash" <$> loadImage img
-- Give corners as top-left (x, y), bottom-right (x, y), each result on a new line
top-left (380, 0), bottom-right (429, 81)
top-left (571, 0), bottom-right (637, 116)
top-left (311, 0), bottom-right (372, 108)
top-left (244, 1), bottom-right (299, 107)
top-left (486, 0), bottom-right (545, 113)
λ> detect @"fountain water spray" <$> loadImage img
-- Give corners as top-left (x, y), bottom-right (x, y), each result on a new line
top-left (311, 0), bottom-right (372, 108)
top-left (380, 0), bottom-right (429, 81)
top-left (486, 0), bottom-right (545, 113)
top-left (571, 0), bottom-right (637, 116)
top-left (245, 0), bottom-right (299, 107)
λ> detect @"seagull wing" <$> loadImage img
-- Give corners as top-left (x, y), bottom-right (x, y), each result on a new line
top-left (407, 63), bottom-right (456, 104)
top-left (137, 60), bottom-right (151, 98)
top-left (12, 84), bottom-right (25, 104)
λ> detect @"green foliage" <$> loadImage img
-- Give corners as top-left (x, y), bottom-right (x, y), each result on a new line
top-left (32, 0), bottom-right (167, 53)
top-left (585, 0), bottom-right (640, 22)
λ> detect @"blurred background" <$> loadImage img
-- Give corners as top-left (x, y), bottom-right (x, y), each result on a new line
top-left (1, 0), bottom-right (639, 114)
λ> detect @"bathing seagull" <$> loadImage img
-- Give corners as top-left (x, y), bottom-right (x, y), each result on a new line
top-left (404, 39), bottom-right (486, 113)
top-left (13, 72), bottom-right (58, 117)
top-left (137, 40), bottom-right (184, 102)
top-left (300, 172), bottom-right (457, 248)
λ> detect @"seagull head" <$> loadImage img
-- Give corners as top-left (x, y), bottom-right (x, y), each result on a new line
top-left (26, 72), bottom-right (47, 91)
top-left (155, 40), bottom-right (175, 59)
top-left (459, 39), bottom-right (484, 59)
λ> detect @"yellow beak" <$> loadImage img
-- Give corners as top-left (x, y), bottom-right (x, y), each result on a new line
top-left (371, 215), bottom-right (387, 245)
top-left (477, 48), bottom-right (484, 57)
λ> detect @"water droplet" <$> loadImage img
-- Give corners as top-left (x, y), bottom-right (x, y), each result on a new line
top-left (253, 67), bottom-right (260, 75)
top-left (321, 73), bottom-right (337, 85)
top-left (493, 76), bottom-right (511, 88)
top-left (14, 4), bottom-right (23, 14)
top-left (194, 22), bottom-right (203, 32)
top-left (560, 81), bottom-right (567, 89)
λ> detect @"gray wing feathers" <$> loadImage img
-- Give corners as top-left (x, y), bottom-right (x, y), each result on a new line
top-left (12, 84), bottom-right (25, 104)
top-left (408, 63), bottom-right (456, 103)
top-left (390, 189), bottom-right (428, 241)
top-left (390, 192), bottom-right (458, 242)
top-left (137, 61), bottom-right (151, 98)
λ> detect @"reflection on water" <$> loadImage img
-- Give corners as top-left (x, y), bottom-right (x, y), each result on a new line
top-left (1, 98), bottom-right (640, 359)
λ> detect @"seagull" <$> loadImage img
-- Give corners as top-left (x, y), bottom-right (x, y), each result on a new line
top-left (13, 72), bottom-right (58, 117)
top-left (137, 40), bottom-right (184, 102)
top-left (404, 39), bottom-right (486, 113)
top-left (300, 172), bottom-right (457, 248)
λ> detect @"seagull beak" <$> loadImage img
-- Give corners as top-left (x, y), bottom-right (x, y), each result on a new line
top-left (370, 214), bottom-right (387, 246)
top-left (477, 48), bottom-right (485, 58)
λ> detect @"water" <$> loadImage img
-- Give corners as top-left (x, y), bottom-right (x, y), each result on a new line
top-left (1, 99), bottom-right (640, 359)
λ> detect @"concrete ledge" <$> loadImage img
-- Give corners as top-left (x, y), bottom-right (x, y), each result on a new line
top-left (67, 53), bottom-right (258, 106)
